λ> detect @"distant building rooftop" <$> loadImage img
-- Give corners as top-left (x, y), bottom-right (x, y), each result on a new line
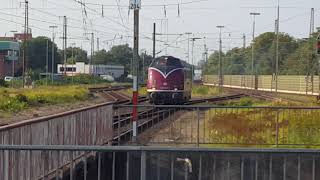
top-left (0, 41), bottom-right (20, 51)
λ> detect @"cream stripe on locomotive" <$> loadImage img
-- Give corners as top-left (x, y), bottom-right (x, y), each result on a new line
top-left (148, 67), bottom-right (185, 79)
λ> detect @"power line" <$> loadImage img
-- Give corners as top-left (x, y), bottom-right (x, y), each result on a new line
top-left (81, 0), bottom-right (208, 7)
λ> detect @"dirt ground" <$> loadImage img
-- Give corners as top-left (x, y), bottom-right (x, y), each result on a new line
top-left (0, 93), bottom-right (109, 126)
top-left (138, 109), bottom-right (207, 146)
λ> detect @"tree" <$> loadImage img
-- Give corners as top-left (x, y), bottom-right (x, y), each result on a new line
top-left (90, 44), bottom-right (133, 73)
top-left (203, 51), bottom-right (222, 75)
top-left (203, 32), bottom-right (302, 76)
top-left (108, 44), bottom-right (133, 73)
top-left (65, 47), bottom-right (88, 63)
top-left (282, 37), bottom-right (317, 75)
top-left (92, 49), bottom-right (113, 65)
top-left (27, 36), bottom-right (61, 73)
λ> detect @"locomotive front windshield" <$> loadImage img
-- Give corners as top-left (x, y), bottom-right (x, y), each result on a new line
top-left (150, 57), bottom-right (183, 74)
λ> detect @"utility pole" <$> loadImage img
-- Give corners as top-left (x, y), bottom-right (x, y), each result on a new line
top-left (306, 8), bottom-right (315, 94)
top-left (275, 0), bottom-right (280, 93)
top-left (85, 32), bottom-right (94, 75)
top-left (243, 33), bottom-right (246, 49)
top-left (310, 8), bottom-right (315, 36)
top-left (164, 19), bottom-right (169, 55)
top-left (250, 12), bottom-right (261, 90)
top-left (10, 30), bottom-right (17, 87)
top-left (49, 25), bottom-right (57, 84)
top-left (191, 37), bottom-right (201, 81)
top-left (91, 33), bottom-right (94, 75)
top-left (185, 32), bottom-right (192, 64)
top-left (130, 0), bottom-right (141, 143)
top-left (204, 37), bottom-right (208, 63)
top-left (62, 16), bottom-right (67, 75)
top-left (71, 42), bottom-right (76, 83)
top-left (142, 51), bottom-right (146, 83)
top-left (217, 25), bottom-right (224, 92)
top-left (153, 23), bottom-right (156, 58)
top-left (316, 27), bottom-right (320, 97)
top-left (46, 38), bottom-right (49, 86)
top-left (97, 37), bottom-right (100, 51)
top-left (23, 0), bottom-right (29, 87)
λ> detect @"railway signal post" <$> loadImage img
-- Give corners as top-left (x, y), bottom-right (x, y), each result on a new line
top-left (130, 0), bottom-right (141, 143)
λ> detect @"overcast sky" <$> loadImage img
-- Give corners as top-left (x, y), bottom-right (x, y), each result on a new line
top-left (1, 0), bottom-right (319, 65)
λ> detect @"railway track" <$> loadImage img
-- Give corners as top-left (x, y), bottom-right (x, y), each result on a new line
top-left (90, 85), bottom-right (149, 105)
top-left (112, 93), bottom-right (246, 144)
top-left (88, 85), bottom-right (131, 93)
top-left (225, 87), bottom-right (303, 103)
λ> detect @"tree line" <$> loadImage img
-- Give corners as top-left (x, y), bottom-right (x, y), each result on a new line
top-left (24, 36), bottom-right (153, 76)
top-left (203, 32), bottom-right (320, 76)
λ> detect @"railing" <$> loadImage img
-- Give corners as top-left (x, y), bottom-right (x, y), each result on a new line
top-left (114, 105), bottom-right (320, 148)
top-left (0, 103), bottom-right (114, 180)
top-left (0, 102), bottom-right (114, 146)
top-left (1, 145), bottom-right (320, 180)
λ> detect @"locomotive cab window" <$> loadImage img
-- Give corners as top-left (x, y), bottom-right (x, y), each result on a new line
top-left (150, 57), bottom-right (183, 68)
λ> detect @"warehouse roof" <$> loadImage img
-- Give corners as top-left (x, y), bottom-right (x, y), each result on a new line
top-left (0, 41), bottom-right (20, 51)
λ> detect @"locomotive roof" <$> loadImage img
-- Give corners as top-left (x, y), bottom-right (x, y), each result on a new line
top-left (150, 56), bottom-right (192, 69)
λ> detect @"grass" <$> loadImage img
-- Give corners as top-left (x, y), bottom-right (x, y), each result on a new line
top-left (0, 86), bottom-right (89, 114)
top-left (192, 85), bottom-right (220, 98)
top-left (120, 86), bottom-right (147, 97)
top-left (203, 99), bottom-right (320, 148)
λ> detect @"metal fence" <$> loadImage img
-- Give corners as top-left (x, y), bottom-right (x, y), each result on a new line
top-left (1, 145), bottom-right (320, 180)
top-left (0, 102), bottom-right (113, 146)
top-left (0, 103), bottom-right (114, 180)
top-left (115, 105), bottom-right (320, 147)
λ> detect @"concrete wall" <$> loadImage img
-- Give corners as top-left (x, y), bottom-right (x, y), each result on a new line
top-left (0, 103), bottom-right (114, 180)
top-left (204, 75), bottom-right (320, 95)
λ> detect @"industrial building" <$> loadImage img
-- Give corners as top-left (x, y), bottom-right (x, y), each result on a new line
top-left (0, 32), bottom-right (32, 79)
top-left (0, 41), bottom-right (20, 79)
top-left (57, 62), bottom-right (125, 78)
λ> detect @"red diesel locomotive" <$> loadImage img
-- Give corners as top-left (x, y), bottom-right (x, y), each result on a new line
top-left (147, 56), bottom-right (192, 104)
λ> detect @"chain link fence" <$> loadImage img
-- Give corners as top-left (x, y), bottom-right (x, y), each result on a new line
top-left (115, 105), bottom-right (320, 147)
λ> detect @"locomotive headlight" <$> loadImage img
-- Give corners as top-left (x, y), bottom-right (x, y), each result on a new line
top-left (174, 88), bottom-right (178, 91)
top-left (152, 80), bottom-right (156, 88)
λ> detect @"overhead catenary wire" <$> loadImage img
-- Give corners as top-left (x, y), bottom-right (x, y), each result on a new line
top-left (79, 0), bottom-right (208, 8)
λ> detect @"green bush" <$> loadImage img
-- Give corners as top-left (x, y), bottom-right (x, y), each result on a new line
top-left (226, 97), bottom-right (254, 106)
top-left (36, 74), bottom-right (109, 86)
top-left (0, 98), bottom-right (27, 112)
top-left (0, 79), bottom-right (8, 87)
top-left (194, 86), bottom-right (209, 95)
top-left (0, 86), bottom-right (89, 112)
top-left (192, 85), bottom-right (220, 97)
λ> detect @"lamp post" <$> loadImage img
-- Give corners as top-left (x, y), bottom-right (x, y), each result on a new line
top-left (250, 12), bottom-right (261, 90)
